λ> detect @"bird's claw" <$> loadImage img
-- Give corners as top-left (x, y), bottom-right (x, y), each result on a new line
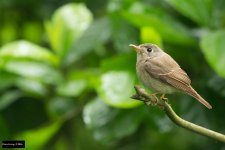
top-left (160, 94), bottom-right (168, 102)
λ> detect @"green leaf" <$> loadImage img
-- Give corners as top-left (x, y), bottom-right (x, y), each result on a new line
top-left (96, 71), bottom-right (141, 108)
top-left (0, 60), bottom-right (62, 84)
top-left (165, 0), bottom-right (212, 26)
top-left (0, 90), bottom-right (22, 111)
top-left (0, 71), bottom-right (19, 91)
top-left (111, 16), bottom-right (138, 53)
top-left (45, 3), bottom-right (93, 57)
top-left (1, 23), bottom-right (17, 44)
top-left (122, 3), bottom-right (196, 45)
top-left (16, 78), bottom-right (48, 96)
top-left (57, 79), bottom-right (87, 97)
top-left (211, 0), bottom-right (225, 28)
top-left (200, 29), bottom-right (225, 78)
top-left (0, 40), bottom-right (59, 66)
top-left (64, 17), bottom-right (111, 66)
top-left (83, 98), bottom-right (145, 143)
top-left (83, 98), bottom-right (119, 129)
top-left (22, 22), bottom-right (43, 43)
top-left (47, 97), bottom-right (77, 119)
top-left (141, 27), bottom-right (162, 46)
top-left (67, 69), bottom-right (100, 90)
top-left (15, 120), bottom-right (62, 150)
top-left (101, 52), bottom-right (136, 72)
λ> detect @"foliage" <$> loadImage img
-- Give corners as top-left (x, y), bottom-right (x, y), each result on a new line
top-left (0, 0), bottom-right (225, 149)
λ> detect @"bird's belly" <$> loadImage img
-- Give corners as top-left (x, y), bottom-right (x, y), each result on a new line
top-left (137, 68), bottom-right (176, 94)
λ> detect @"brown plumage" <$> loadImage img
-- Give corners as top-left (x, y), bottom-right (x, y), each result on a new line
top-left (130, 43), bottom-right (212, 109)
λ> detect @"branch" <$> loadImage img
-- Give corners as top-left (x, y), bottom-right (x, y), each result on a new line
top-left (131, 85), bottom-right (225, 143)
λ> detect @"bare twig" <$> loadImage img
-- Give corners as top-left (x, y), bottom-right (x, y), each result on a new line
top-left (131, 85), bottom-right (225, 143)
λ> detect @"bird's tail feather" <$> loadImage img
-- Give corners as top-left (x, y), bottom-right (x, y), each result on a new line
top-left (187, 87), bottom-right (212, 109)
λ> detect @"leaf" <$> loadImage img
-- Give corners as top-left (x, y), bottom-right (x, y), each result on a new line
top-left (211, 0), bottom-right (225, 28)
top-left (15, 120), bottom-right (62, 150)
top-left (0, 60), bottom-right (62, 84)
top-left (16, 78), bottom-right (48, 96)
top-left (0, 71), bottom-right (19, 91)
top-left (200, 29), bottom-right (225, 78)
top-left (1, 23), bottom-right (17, 44)
top-left (101, 52), bottom-right (136, 72)
top-left (45, 3), bottom-right (93, 57)
top-left (165, 0), bottom-right (212, 26)
top-left (57, 79), bottom-right (87, 97)
top-left (22, 22), bottom-right (43, 43)
top-left (141, 27), bottom-right (162, 46)
top-left (207, 74), bottom-right (225, 97)
top-left (111, 16), bottom-right (138, 53)
top-left (0, 40), bottom-right (59, 66)
top-left (64, 17), bottom-right (112, 66)
top-left (0, 91), bottom-right (22, 111)
top-left (83, 98), bottom-right (119, 129)
top-left (47, 97), bottom-right (78, 119)
top-left (83, 98), bottom-right (145, 143)
top-left (96, 71), bottom-right (141, 108)
top-left (122, 3), bottom-right (196, 45)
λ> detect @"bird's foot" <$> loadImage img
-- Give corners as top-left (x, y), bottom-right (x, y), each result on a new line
top-left (160, 94), bottom-right (168, 102)
top-left (145, 93), bottom-right (158, 106)
top-left (131, 86), bottom-right (162, 106)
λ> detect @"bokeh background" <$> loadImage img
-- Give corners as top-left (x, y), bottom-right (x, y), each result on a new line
top-left (0, 0), bottom-right (225, 149)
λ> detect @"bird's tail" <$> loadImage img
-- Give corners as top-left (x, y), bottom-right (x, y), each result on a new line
top-left (186, 86), bottom-right (212, 109)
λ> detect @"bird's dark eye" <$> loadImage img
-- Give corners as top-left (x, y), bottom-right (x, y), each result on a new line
top-left (147, 48), bottom-right (153, 53)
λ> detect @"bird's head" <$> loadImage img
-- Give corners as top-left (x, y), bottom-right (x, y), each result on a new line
top-left (129, 43), bottom-right (163, 59)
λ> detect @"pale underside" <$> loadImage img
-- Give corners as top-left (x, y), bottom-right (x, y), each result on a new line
top-left (136, 53), bottom-right (191, 94)
top-left (135, 47), bottom-right (212, 109)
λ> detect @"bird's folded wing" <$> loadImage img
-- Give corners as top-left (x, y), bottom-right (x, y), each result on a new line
top-left (144, 53), bottom-right (191, 92)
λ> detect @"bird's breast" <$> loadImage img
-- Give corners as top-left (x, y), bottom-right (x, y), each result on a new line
top-left (136, 61), bottom-right (176, 94)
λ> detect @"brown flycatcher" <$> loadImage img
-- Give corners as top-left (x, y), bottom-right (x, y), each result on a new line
top-left (130, 43), bottom-right (212, 109)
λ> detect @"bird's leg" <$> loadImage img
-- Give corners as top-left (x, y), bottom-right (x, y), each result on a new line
top-left (131, 86), bottom-right (160, 106)
top-left (160, 94), bottom-right (168, 101)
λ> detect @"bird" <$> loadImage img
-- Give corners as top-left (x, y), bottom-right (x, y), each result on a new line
top-left (129, 43), bottom-right (212, 109)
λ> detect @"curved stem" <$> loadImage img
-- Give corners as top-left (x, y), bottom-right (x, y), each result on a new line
top-left (131, 85), bottom-right (225, 143)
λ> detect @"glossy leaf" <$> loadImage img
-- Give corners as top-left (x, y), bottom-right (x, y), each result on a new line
top-left (96, 71), bottom-right (141, 108)
top-left (166, 0), bottom-right (212, 26)
top-left (57, 79), bottom-right (87, 97)
top-left (0, 40), bottom-right (59, 66)
top-left (16, 78), bottom-right (48, 96)
top-left (200, 29), bottom-right (225, 78)
top-left (0, 60), bottom-right (61, 84)
top-left (45, 3), bottom-right (93, 57)
top-left (83, 98), bottom-right (144, 143)
top-left (64, 17), bottom-right (111, 66)
top-left (122, 3), bottom-right (196, 45)
top-left (67, 69), bottom-right (100, 89)
top-left (83, 98), bottom-right (119, 129)
top-left (0, 91), bottom-right (22, 111)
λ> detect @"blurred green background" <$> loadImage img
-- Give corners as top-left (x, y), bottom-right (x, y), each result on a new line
top-left (0, 0), bottom-right (225, 149)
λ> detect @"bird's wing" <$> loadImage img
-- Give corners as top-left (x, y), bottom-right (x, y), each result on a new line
top-left (144, 53), bottom-right (191, 92)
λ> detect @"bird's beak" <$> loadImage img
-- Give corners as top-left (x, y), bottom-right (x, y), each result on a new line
top-left (129, 44), bottom-right (141, 53)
